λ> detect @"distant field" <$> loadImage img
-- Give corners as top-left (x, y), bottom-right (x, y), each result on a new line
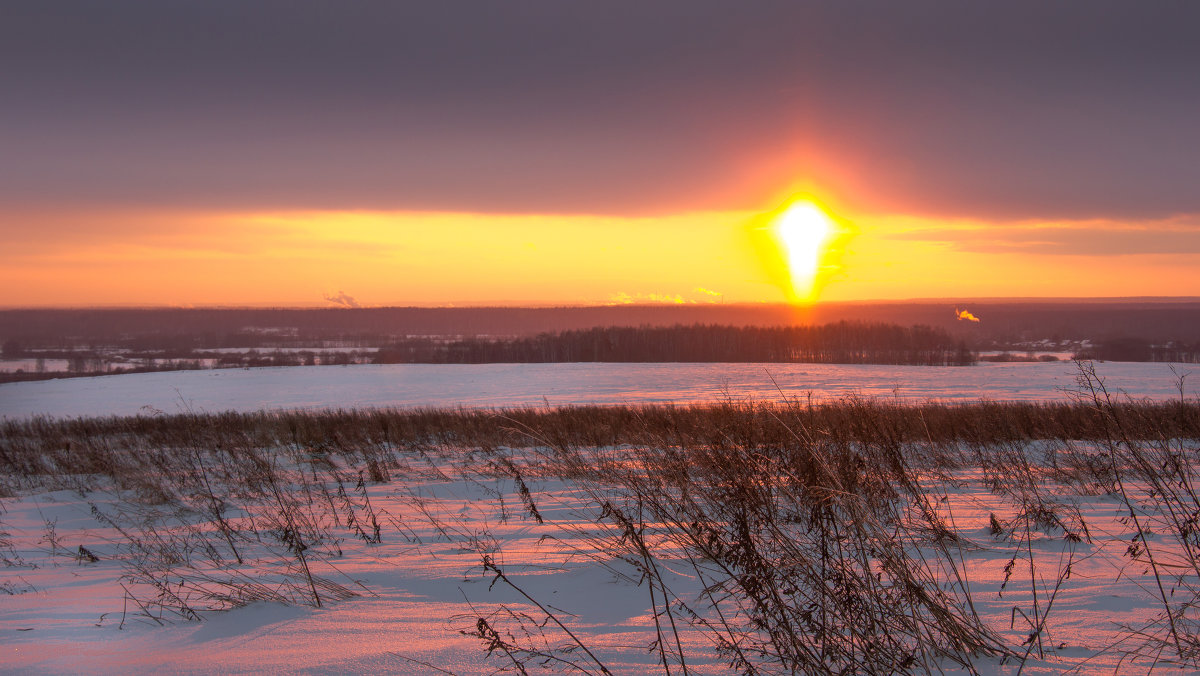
top-left (3, 359), bottom-right (1199, 420)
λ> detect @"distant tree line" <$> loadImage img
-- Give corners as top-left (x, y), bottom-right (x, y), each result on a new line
top-left (0, 360), bottom-right (207, 384)
top-left (5, 302), bottom-right (1200, 349)
top-left (0, 350), bottom-right (373, 384)
top-left (374, 322), bottom-right (977, 366)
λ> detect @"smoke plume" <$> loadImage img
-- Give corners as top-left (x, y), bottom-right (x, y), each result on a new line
top-left (955, 308), bottom-right (980, 322)
top-left (323, 291), bottom-right (361, 308)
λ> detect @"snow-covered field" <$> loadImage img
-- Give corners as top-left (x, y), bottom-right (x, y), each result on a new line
top-left (1, 477), bottom-right (685, 674)
top-left (3, 360), bottom-right (1198, 420)
top-left (3, 428), bottom-right (1199, 674)
top-left (3, 362), bottom-right (1199, 674)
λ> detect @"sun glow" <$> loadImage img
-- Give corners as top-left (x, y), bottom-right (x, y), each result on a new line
top-left (775, 200), bottom-right (835, 302)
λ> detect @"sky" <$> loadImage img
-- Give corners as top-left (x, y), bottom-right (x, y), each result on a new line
top-left (2, 1), bottom-right (1199, 307)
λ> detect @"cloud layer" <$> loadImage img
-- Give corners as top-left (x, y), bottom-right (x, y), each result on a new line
top-left (3, 2), bottom-right (1199, 219)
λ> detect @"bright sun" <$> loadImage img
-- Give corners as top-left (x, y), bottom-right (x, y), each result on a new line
top-left (775, 200), bottom-right (834, 302)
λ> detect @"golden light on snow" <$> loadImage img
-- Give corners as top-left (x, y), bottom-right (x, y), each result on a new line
top-left (774, 200), bottom-right (836, 303)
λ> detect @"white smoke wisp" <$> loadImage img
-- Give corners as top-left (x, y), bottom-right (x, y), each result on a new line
top-left (323, 291), bottom-right (361, 308)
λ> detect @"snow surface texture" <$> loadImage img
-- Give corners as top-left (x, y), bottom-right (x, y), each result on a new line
top-left (2, 361), bottom-right (1198, 420)
top-left (3, 361), bottom-right (1200, 674)
top-left (3, 440), bottom-right (1199, 674)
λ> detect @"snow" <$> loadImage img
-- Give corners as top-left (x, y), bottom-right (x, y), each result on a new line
top-left (2, 360), bottom-right (1197, 420)
top-left (0, 473), bottom-right (700, 674)
top-left (3, 360), bottom-right (1200, 673)
top-left (3, 444), bottom-right (1198, 674)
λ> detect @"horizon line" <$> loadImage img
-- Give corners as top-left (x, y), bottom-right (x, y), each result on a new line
top-left (3, 295), bottom-right (1200, 312)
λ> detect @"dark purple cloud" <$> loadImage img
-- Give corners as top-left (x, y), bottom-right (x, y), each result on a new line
top-left (2, 1), bottom-right (1198, 219)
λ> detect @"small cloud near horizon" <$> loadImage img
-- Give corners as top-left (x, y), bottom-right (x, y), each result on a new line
top-left (608, 292), bottom-right (689, 305)
top-left (607, 288), bottom-right (726, 305)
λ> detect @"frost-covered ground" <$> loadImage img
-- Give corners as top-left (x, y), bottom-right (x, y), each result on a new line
top-left (3, 430), bottom-right (1199, 674)
top-left (3, 363), bottom-right (1199, 673)
top-left (3, 360), bottom-right (1198, 419)
top-left (2, 481), bottom-right (690, 674)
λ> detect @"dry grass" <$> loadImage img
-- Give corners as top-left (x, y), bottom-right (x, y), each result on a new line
top-left (2, 369), bottom-right (1199, 672)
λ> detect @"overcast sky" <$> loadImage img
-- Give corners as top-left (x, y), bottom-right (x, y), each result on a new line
top-left (3, 2), bottom-right (1199, 306)
top-left (4, 1), bottom-right (1198, 220)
